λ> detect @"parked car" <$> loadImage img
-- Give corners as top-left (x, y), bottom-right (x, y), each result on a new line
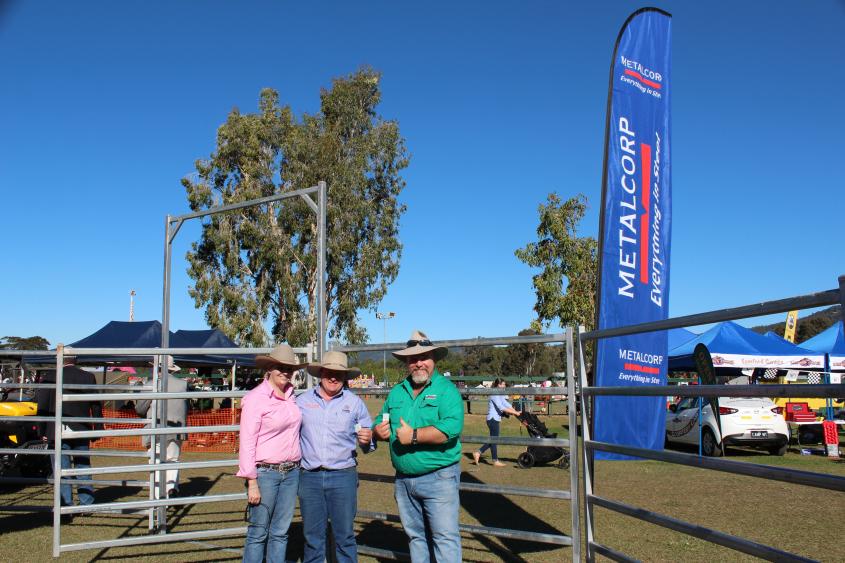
top-left (665, 396), bottom-right (789, 456)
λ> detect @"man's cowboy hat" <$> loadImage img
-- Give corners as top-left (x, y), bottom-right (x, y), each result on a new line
top-left (255, 343), bottom-right (307, 371)
top-left (306, 351), bottom-right (361, 377)
top-left (166, 358), bottom-right (181, 373)
top-left (391, 330), bottom-right (448, 361)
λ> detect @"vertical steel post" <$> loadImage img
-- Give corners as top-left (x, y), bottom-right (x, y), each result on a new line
top-left (148, 354), bottom-right (159, 531)
top-left (565, 328), bottom-right (581, 561)
top-left (52, 345), bottom-right (64, 558)
top-left (158, 215), bottom-right (173, 533)
top-left (577, 328), bottom-right (595, 563)
top-left (317, 181), bottom-right (327, 360)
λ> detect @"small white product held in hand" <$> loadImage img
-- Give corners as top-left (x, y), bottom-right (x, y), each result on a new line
top-left (354, 423), bottom-right (362, 432)
top-left (382, 413), bottom-right (389, 424)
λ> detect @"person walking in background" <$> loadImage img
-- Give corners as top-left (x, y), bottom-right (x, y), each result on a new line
top-left (135, 358), bottom-right (187, 498)
top-left (373, 330), bottom-right (464, 563)
top-left (36, 356), bottom-right (103, 518)
top-left (297, 351), bottom-right (374, 563)
top-left (473, 378), bottom-right (521, 467)
top-left (237, 344), bottom-right (304, 563)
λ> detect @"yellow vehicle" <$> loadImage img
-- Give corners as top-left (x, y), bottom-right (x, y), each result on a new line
top-left (766, 380), bottom-right (844, 414)
top-left (0, 397), bottom-right (49, 478)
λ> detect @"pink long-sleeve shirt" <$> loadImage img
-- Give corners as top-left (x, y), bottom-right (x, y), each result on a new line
top-left (236, 379), bottom-right (302, 480)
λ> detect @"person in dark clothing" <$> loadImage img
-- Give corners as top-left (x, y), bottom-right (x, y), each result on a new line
top-left (36, 357), bottom-right (103, 507)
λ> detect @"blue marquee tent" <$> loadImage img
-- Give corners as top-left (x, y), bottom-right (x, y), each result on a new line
top-left (669, 321), bottom-right (824, 371)
top-left (799, 322), bottom-right (845, 371)
top-left (24, 321), bottom-right (254, 367)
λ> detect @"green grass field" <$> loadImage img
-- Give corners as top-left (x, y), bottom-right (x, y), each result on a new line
top-left (1, 400), bottom-right (843, 562)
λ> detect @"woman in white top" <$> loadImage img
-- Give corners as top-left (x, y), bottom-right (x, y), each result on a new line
top-left (473, 378), bottom-right (521, 467)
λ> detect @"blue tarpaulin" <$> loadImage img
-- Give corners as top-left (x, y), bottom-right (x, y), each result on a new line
top-left (669, 322), bottom-right (824, 371)
top-left (24, 321), bottom-right (254, 367)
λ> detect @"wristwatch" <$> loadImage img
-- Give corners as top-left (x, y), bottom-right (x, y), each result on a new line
top-left (411, 428), bottom-right (418, 446)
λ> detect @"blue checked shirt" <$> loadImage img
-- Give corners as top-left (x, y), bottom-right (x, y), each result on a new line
top-left (296, 387), bottom-right (374, 470)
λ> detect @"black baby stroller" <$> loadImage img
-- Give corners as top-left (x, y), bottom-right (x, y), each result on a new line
top-left (516, 411), bottom-right (569, 469)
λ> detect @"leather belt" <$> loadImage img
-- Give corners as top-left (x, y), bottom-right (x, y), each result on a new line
top-left (256, 460), bottom-right (300, 472)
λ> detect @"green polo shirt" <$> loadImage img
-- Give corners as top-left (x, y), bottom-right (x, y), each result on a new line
top-left (378, 370), bottom-right (464, 476)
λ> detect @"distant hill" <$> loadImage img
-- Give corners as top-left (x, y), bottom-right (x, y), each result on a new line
top-left (752, 305), bottom-right (841, 343)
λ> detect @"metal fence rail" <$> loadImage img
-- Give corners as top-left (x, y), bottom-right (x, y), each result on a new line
top-left (576, 277), bottom-right (845, 562)
top-left (1, 332), bottom-right (581, 560)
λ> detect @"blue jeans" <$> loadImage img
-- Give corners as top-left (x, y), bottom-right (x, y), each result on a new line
top-left (298, 467), bottom-right (358, 563)
top-left (51, 441), bottom-right (94, 506)
top-left (478, 419), bottom-right (501, 460)
top-left (394, 462), bottom-right (461, 563)
top-left (243, 466), bottom-right (300, 563)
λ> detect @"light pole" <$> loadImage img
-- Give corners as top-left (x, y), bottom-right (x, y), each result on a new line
top-left (376, 311), bottom-right (395, 386)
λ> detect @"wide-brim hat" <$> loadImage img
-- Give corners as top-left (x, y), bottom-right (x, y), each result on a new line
top-left (391, 330), bottom-right (448, 361)
top-left (255, 343), bottom-right (307, 371)
top-left (306, 350), bottom-right (361, 377)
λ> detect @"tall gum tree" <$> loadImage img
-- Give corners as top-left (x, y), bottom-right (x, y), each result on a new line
top-left (515, 193), bottom-right (598, 371)
top-left (183, 68), bottom-right (408, 346)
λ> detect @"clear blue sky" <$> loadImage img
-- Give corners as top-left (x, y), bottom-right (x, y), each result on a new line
top-left (2, 1), bottom-right (843, 348)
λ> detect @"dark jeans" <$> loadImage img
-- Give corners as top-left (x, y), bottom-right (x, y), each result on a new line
top-left (51, 441), bottom-right (94, 506)
top-left (299, 467), bottom-right (358, 563)
top-left (478, 419), bottom-right (501, 460)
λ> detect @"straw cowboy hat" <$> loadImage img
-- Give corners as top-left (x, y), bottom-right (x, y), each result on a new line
top-left (255, 343), bottom-right (307, 371)
top-left (306, 351), bottom-right (361, 378)
top-left (392, 330), bottom-right (448, 361)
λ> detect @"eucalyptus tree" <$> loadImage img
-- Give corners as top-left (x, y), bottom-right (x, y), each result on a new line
top-left (183, 68), bottom-right (408, 346)
top-left (515, 193), bottom-right (598, 369)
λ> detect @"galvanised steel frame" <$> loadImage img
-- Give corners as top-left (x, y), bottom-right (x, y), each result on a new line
top-left (157, 182), bottom-right (327, 528)
top-left (335, 330), bottom-right (582, 561)
top-left (1, 332), bottom-right (579, 560)
top-left (577, 275), bottom-right (845, 563)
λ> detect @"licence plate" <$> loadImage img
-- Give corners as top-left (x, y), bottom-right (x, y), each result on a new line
top-left (751, 431), bottom-right (768, 438)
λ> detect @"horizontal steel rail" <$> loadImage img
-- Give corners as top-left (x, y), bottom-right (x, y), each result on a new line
top-left (64, 390), bottom-right (247, 401)
top-left (173, 184), bottom-right (318, 222)
top-left (66, 424), bottom-right (239, 440)
top-left (581, 287), bottom-right (840, 340)
top-left (60, 526), bottom-right (249, 552)
top-left (586, 440), bottom-right (845, 492)
top-left (584, 384), bottom-right (843, 399)
top-left (357, 510), bottom-right (572, 546)
top-left (462, 434), bottom-right (569, 448)
top-left (357, 473), bottom-right (571, 500)
top-left (589, 495), bottom-right (814, 562)
top-left (0, 448), bottom-right (149, 457)
top-left (61, 492), bottom-right (246, 515)
top-left (0, 416), bottom-right (149, 424)
top-left (336, 333), bottom-right (567, 354)
top-left (0, 477), bottom-right (149, 487)
top-left (590, 542), bottom-right (640, 563)
top-left (357, 545), bottom-right (410, 561)
top-left (61, 458), bottom-right (236, 477)
top-left (0, 383), bottom-right (153, 391)
top-left (0, 505), bottom-right (52, 512)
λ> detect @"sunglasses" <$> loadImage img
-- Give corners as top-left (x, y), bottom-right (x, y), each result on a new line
top-left (406, 339), bottom-right (433, 348)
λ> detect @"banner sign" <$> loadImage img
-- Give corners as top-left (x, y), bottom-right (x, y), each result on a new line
top-left (594, 9), bottom-right (672, 459)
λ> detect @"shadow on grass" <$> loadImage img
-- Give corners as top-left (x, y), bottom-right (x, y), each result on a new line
top-left (459, 471), bottom-right (567, 558)
top-left (355, 519), bottom-right (410, 561)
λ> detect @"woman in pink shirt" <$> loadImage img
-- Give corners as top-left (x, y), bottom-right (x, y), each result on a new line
top-left (237, 343), bottom-right (304, 563)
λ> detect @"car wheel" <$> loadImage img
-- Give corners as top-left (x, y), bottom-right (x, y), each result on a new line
top-left (768, 444), bottom-right (787, 456)
top-left (517, 452), bottom-right (535, 469)
top-left (701, 428), bottom-right (722, 457)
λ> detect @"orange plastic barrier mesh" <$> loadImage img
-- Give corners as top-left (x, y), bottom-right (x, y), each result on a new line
top-left (92, 408), bottom-right (242, 453)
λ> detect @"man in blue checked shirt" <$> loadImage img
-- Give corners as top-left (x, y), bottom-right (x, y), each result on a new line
top-left (297, 351), bottom-right (374, 563)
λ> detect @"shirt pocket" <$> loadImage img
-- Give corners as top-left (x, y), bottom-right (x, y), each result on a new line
top-left (417, 397), bottom-right (440, 427)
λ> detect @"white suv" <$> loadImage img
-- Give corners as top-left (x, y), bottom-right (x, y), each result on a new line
top-left (665, 396), bottom-right (789, 456)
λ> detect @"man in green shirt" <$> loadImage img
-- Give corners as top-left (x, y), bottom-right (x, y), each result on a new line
top-left (374, 330), bottom-right (464, 562)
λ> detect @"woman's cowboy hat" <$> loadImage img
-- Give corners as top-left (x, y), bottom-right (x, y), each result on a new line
top-left (255, 343), bottom-right (307, 371)
top-left (392, 330), bottom-right (448, 361)
top-left (306, 351), bottom-right (361, 377)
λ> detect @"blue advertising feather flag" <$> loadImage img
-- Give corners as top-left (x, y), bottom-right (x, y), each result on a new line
top-left (594, 8), bottom-right (672, 460)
